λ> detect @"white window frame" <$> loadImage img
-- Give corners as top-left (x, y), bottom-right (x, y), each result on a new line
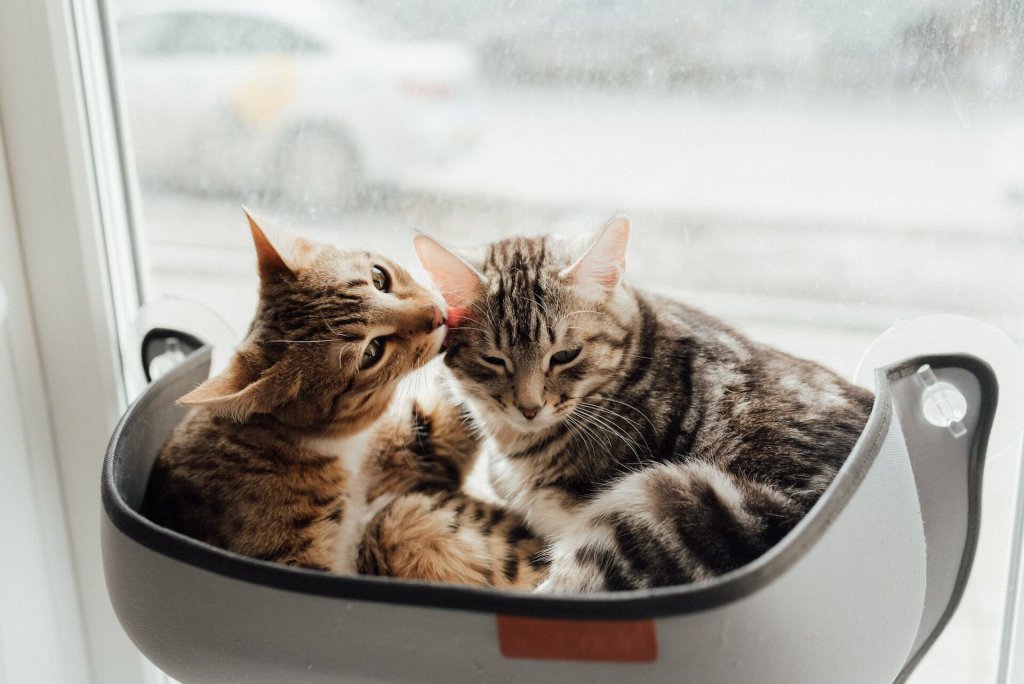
top-left (0, 109), bottom-right (90, 684)
top-left (0, 0), bottom-right (152, 682)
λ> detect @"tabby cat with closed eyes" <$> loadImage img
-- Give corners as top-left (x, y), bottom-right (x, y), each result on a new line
top-left (415, 217), bottom-right (873, 592)
top-left (142, 211), bottom-right (546, 589)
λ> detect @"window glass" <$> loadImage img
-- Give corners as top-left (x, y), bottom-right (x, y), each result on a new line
top-left (110, 1), bottom-right (1024, 680)
top-left (120, 12), bottom-right (327, 56)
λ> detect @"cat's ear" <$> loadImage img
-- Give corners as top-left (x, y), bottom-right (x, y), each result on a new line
top-left (178, 353), bottom-right (299, 421)
top-left (561, 216), bottom-right (630, 295)
top-left (413, 233), bottom-right (486, 308)
top-left (243, 206), bottom-right (311, 281)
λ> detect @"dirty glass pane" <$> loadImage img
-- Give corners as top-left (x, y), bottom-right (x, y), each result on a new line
top-left (109, 1), bottom-right (1024, 680)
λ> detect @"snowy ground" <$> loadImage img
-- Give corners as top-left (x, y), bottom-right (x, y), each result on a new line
top-left (135, 85), bottom-right (1024, 683)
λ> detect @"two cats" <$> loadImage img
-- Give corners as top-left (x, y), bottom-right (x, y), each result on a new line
top-left (143, 211), bottom-right (871, 593)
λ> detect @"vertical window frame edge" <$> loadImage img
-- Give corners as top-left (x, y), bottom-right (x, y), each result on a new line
top-left (0, 0), bottom-right (152, 682)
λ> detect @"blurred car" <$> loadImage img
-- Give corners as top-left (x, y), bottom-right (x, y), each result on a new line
top-left (115, 0), bottom-right (480, 208)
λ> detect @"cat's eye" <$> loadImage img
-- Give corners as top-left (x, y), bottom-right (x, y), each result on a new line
top-left (550, 347), bottom-right (581, 366)
top-left (371, 266), bottom-right (390, 292)
top-left (360, 337), bottom-right (386, 370)
top-left (481, 355), bottom-right (506, 367)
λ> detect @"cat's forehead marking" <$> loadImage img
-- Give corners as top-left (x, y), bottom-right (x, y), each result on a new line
top-left (485, 236), bottom-right (561, 352)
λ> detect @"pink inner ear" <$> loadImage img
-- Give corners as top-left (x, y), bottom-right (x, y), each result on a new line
top-left (246, 212), bottom-right (293, 280)
top-left (413, 234), bottom-right (484, 309)
top-left (565, 217), bottom-right (630, 292)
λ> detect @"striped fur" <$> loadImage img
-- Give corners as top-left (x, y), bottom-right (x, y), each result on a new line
top-left (417, 218), bottom-right (873, 592)
top-left (358, 490), bottom-right (548, 589)
top-left (358, 395), bottom-right (549, 589)
top-left (143, 214), bottom-right (546, 588)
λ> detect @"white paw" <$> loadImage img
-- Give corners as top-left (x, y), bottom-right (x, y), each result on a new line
top-left (534, 578), bottom-right (556, 594)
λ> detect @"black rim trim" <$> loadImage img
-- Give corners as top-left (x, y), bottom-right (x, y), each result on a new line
top-left (140, 327), bottom-right (204, 383)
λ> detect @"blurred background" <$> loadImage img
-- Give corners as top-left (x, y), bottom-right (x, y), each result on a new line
top-left (108, 1), bottom-right (1024, 680)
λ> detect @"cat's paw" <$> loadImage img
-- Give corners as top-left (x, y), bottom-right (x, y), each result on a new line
top-left (531, 562), bottom-right (600, 594)
top-left (534, 577), bottom-right (557, 593)
top-left (533, 575), bottom-right (591, 594)
top-left (411, 397), bottom-right (481, 477)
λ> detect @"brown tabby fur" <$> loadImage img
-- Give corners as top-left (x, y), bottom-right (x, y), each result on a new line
top-left (145, 412), bottom-right (349, 569)
top-left (142, 211), bottom-right (546, 588)
top-left (359, 398), bottom-right (548, 587)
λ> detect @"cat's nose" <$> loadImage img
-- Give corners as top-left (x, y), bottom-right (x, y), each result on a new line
top-left (429, 304), bottom-right (444, 330)
top-left (518, 405), bottom-right (542, 420)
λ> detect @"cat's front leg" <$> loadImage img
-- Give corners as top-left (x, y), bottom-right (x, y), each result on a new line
top-left (411, 393), bottom-right (482, 484)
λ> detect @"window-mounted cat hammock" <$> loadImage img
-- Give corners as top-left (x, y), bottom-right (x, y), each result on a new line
top-left (102, 318), bottom-right (1019, 683)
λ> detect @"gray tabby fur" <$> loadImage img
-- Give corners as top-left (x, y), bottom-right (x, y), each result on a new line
top-left (415, 218), bottom-right (873, 592)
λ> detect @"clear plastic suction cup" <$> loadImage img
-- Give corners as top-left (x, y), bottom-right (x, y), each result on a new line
top-left (855, 314), bottom-right (1023, 458)
top-left (916, 364), bottom-right (968, 438)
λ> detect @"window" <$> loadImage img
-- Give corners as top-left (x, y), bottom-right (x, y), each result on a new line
top-left (3, 0), bottom-right (1020, 680)
top-left (105, 3), bottom-right (1024, 678)
top-left (120, 12), bottom-right (328, 56)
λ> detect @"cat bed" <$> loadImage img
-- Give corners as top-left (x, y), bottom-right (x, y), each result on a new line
top-left (102, 347), bottom-right (996, 683)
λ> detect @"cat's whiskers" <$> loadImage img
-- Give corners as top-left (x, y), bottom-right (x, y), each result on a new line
top-left (578, 406), bottom-right (651, 469)
top-left (566, 411), bottom-right (611, 459)
top-left (571, 404), bottom-right (647, 467)
top-left (450, 325), bottom-right (490, 336)
top-left (573, 414), bottom-right (632, 471)
top-left (574, 409), bottom-right (642, 463)
top-left (607, 348), bottom-right (656, 363)
top-left (464, 299), bottom-right (500, 328)
top-left (319, 307), bottom-right (341, 337)
top-left (553, 309), bottom-right (601, 326)
top-left (590, 396), bottom-right (658, 434)
top-left (575, 400), bottom-right (652, 446)
top-left (562, 412), bottom-right (602, 458)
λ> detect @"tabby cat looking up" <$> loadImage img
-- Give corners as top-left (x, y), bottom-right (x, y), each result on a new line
top-left (143, 211), bottom-right (450, 573)
top-left (415, 217), bottom-right (873, 593)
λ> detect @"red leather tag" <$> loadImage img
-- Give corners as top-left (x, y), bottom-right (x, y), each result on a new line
top-left (497, 615), bottom-right (658, 662)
